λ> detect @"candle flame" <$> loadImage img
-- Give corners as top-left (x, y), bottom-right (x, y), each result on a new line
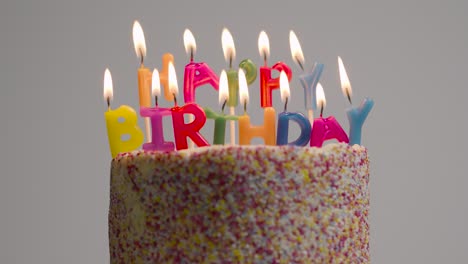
top-left (103, 68), bottom-right (113, 102)
top-left (152, 68), bottom-right (161, 97)
top-left (219, 70), bottom-right (229, 106)
top-left (338, 56), bottom-right (352, 99)
top-left (289, 30), bottom-right (305, 69)
top-left (221, 28), bottom-right (236, 65)
top-left (132, 20), bottom-right (146, 61)
top-left (258, 31), bottom-right (270, 62)
top-left (238, 69), bottom-right (249, 107)
top-left (316, 82), bottom-right (326, 110)
top-left (168, 61), bottom-right (178, 97)
top-left (183, 29), bottom-right (196, 58)
top-left (279, 70), bottom-right (290, 103)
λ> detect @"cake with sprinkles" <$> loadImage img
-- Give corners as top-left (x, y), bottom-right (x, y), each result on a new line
top-left (108, 143), bottom-right (370, 263)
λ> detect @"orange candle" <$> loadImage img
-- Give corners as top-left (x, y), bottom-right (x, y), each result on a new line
top-left (237, 69), bottom-right (276, 145)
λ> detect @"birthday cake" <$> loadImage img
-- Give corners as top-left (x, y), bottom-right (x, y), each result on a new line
top-left (108, 143), bottom-right (370, 263)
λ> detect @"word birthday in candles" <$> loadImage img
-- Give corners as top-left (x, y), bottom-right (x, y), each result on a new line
top-left (102, 21), bottom-right (374, 157)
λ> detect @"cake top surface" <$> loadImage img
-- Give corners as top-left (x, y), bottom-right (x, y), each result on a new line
top-left (114, 143), bottom-right (367, 161)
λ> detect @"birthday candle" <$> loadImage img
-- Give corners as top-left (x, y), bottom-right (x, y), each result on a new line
top-left (140, 69), bottom-right (175, 151)
top-left (310, 83), bottom-right (349, 147)
top-left (238, 69), bottom-right (276, 145)
top-left (289, 30), bottom-right (324, 123)
top-left (103, 69), bottom-right (144, 158)
top-left (221, 28), bottom-right (257, 145)
top-left (258, 31), bottom-right (292, 108)
top-left (338, 56), bottom-right (374, 145)
top-left (276, 71), bottom-right (311, 146)
top-left (168, 61), bottom-right (209, 150)
top-left (204, 70), bottom-right (238, 145)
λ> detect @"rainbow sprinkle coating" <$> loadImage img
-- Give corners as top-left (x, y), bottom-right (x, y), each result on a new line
top-left (109, 143), bottom-right (370, 263)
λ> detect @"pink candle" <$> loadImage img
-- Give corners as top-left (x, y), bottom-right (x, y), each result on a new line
top-left (140, 107), bottom-right (174, 151)
top-left (183, 29), bottom-right (219, 104)
top-left (258, 31), bottom-right (292, 108)
top-left (310, 83), bottom-right (349, 147)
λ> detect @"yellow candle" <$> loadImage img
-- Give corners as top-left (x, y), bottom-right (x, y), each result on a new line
top-left (238, 107), bottom-right (276, 145)
top-left (105, 106), bottom-right (144, 158)
top-left (104, 69), bottom-right (144, 158)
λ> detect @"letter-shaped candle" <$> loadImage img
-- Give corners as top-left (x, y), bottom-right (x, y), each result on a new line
top-left (258, 31), bottom-right (292, 108)
top-left (139, 69), bottom-right (175, 151)
top-left (103, 69), bottom-right (144, 158)
top-left (222, 28), bottom-right (257, 144)
top-left (310, 83), bottom-right (349, 147)
top-left (204, 70), bottom-right (238, 145)
top-left (172, 103), bottom-right (209, 150)
top-left (183, 29), bottom-right (219, 103)
top-left (238, 69), bottom-right (276, 145)
top-left (338, 56), bottom-right (374, 145)
top-left (167, 61), bottom-right (209, 150)
top-left (276, 71), bottom-right (311, 146)
top-left (289, 31), bottom-right (324, 121)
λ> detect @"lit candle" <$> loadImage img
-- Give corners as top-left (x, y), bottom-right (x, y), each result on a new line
top-left (338, 56), bottom-right (374, 145)
top-left (204, 70), bottom-right (238, 145)
top-left (183, 29), bottom-right (219, 104)
top-left (140, 69), bottom-right (175, 151)
top-left (258, 31), bottom-right (292, 108)
top-left (103, 69), bottom-right (144, 158)
top-left (289, 30), bottom-right (324, 123)
top-left (310, 83), bottom-right (349, 147)
top-left (276, 71), bottom-right (311, 146)
top-left (169, 62), bottom-right (209, 150)
top-left (221, 28), bottom-right (257, 145)
top-left (132, 20), bottom-right (152, 142)
top-left (238, 69), bottom-right (276, 145)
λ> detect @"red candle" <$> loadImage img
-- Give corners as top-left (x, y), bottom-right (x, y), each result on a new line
top-left (258, 31), bottom-right (292, 108)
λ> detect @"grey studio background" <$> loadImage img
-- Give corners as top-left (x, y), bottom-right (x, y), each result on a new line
top-left (1, 0), bottom-right (467, 263)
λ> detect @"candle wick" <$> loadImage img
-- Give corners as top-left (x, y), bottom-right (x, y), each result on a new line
top-left (107, 97), bottom-right (111, 111)
top-left (243, 101), bottom-right (247, 115)
top-left (222, 99), bottom-right (227, 114)
top-left (173, 93), bottom-right (178, 106)
top-left (284, 97), bottom-right (288, 112)
top-left (190, 48), bottom-right (194, 62)
top-left (229, 56), bottom-right (233, 69)
top-left (263, 53), bottom-right (267, 67)
top-left (155, 96), bottom-right (158, 107)
top-left (296, 56), bottom-right (304, 71)
top-left (346, 91), bottom-right (353, 105)
top-left (139, 48), bottom-right (144, 66)
top-left (320, 105), bottom-right (324, 118)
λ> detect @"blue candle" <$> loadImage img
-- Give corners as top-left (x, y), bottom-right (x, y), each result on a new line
top-left (299, 63), bottom-right (324, 111)
top-left (338, 56), bottom-right (374, 146)
top-left (277, 112), bottom-right (311, 146)
top-left (277, 70), bottom-right (312, 146)
top-left (347, 98), bottom-right (374, 145)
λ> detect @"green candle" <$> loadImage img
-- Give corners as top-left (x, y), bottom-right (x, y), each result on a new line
top-left (226, 59), bottom-right (257, 107)
top-left (204, 108), bottom-right (238, 145)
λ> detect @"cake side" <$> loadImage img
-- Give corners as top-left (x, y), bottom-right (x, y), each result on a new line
top-left (109, 143), bottom-right (370, 263)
